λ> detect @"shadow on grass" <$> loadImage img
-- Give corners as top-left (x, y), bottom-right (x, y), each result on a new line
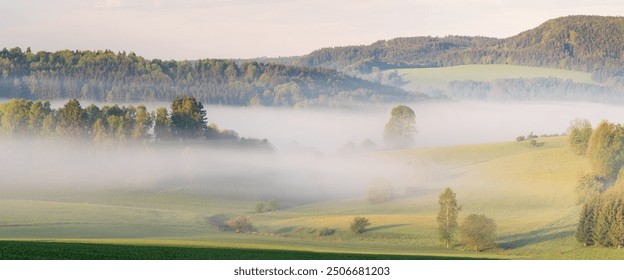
top-left (497, 225), bottom-right (575, 249)
top-left (0, 241), bottom-right (498, 260)
top-left (367, 224), bottom-right (407, 232)
top-left (275, 226), bottom-right (296, 234)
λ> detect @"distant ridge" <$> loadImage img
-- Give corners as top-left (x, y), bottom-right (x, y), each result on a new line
top-left (0, 49), bottom-right (424, 106)
top-left (289, 15), bottom-right (624, 79)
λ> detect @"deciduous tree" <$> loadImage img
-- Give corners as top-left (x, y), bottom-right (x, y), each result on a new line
top-left (383, 105), bottom-right (416, 149)
top-left (437, 187), bottom-right (461, 248)
top-left (459, 214), bottom-right (497, 251)
top-left (568, 118), bottom-right (593, 155)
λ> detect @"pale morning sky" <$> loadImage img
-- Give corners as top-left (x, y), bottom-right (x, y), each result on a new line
top-left (1, 0), bottom-right (623, 60)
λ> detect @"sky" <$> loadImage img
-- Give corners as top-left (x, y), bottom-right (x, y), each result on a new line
top-left (1, 0), bottom-right (624, 60)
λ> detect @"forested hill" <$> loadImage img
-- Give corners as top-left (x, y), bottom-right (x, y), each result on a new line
top-left (292, 15), bottom-right (624, 79)
top-left (294, 36), bottom-right (500, 72)
top-left (0, 48), bottom-right (424, 107)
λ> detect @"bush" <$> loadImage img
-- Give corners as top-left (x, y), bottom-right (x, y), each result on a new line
top-left (317, 227), bottom-right (336, 237)
top-left (459, 214), bottom-right (496, 251)
top-left (575, 173), bottom-right (606, 204)
top-left (227, 216), bottom-right (254, 233)
top-left (530, 139), bottom-right (538, 147)
top-left (254, 199), bottom-right (279, 213)
top-left (255, 202), bottom-right (266, 213)
top-left (366, 178), bottom-right (394, 204)
top-left (350, 217), bottom-right (371, 234)
top-left (516, 136), bottom-right (526, 142)
top-left (267, 199), bottom-right (280, 211)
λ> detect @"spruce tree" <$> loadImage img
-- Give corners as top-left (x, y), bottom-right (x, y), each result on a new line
top-left (607, 196), bottom-right (624, 248)
top-left (576, 200), bottom-right (596, 246)
top-left (594, 195), bottom-right (616, 247)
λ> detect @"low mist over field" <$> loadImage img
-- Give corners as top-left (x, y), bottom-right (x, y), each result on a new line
top-left (207, 101), bottom-right (624, 153)
top-left (0, 140), bottom-right (409, 202)
top-left (1, 100), bottom-right (623, 203)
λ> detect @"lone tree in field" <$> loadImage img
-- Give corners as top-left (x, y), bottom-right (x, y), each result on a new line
top-left (350, 217), bottom-right (371, 234)
top-left (383, 105), bottom-right (416, 149)
top-left (567, 118), bottom-right (593, 155)
top-left (459, 214), bottom-right (497, 251)
top-left (437, 187), bottom-right (461, 248)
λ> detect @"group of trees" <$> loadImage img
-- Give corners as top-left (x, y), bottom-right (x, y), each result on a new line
top-left (586, 121), bottom-right (624, 180)
top-left (568, 119), bottom-right (624, 182)
top-left (0, 48), bottom-right (423, 107)
top-left (569, 119), bottom-right (624, 248)
top-left (0, 96), bottom-right (271, 148)
top-left (437, 187), bottom-right (497, 251)
top-left (568, 119), bottom-right (593, 155)
top-left (576, 172), bottom-right (624, 248)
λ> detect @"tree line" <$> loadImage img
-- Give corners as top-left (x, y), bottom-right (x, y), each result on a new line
top-left (446, 78), bottom-right (620, 102)
top-left (0, 96), bottom-right (271, 148)
top-left (569, 119), bottom-right (624, 248)
top-left (0, 48), bottom-right (422, 107)
top-left (576, 179), bottom-right (624, 248)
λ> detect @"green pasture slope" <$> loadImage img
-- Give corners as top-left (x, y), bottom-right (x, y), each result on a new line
top-left (1, 136), bottom-right (623, 259)
top-left (385, 64), bottom-right (596, 91)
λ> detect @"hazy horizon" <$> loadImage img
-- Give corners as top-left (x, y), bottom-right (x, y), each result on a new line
top-left (3, 1), bottom-right (624, 59)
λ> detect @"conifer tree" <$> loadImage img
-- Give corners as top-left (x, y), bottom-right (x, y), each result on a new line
top-left (594, 195), bottom-right (616, 247)
top-left (576, 199), bottom-right (597, 246)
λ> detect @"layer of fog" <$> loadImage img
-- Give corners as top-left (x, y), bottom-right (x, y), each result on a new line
top-left (3, 101), bottom-right (624, 204)
top-left (206, 101), bottom-right (624, 153)
top-left (0, 140), bottom-right (410, 202)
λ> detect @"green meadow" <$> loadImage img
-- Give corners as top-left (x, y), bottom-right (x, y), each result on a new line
top-left (1, 136), bottom-right (622, 259)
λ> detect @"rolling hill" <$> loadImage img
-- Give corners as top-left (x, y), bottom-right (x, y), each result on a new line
top-left (0, 49), bottom-right (424, 107)
top-left (2, 136), bottom-right (622, 259)
top-left (293, 15), bottom-right (624, 77)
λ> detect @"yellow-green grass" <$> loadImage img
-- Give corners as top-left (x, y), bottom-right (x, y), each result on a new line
top-left (385, 64), bottom-right (596, 91)
top-left (2, 136), bottom-right (623, 259)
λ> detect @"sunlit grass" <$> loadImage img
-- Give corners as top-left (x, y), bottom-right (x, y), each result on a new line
top-left (2, 136), bottom-right (624, 259)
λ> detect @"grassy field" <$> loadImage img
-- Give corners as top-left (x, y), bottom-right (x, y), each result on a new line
top-left (2, 136), bottom-right (623, 259)
top-left (0, 240), bottom-right (490, 260)
top-left (385, 64), bottom-right (596, 91)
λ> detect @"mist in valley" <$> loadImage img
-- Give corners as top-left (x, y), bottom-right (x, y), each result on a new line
top-left (2, 100), bottom-right (624, 206)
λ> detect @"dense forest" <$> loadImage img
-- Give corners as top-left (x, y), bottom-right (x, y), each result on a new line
top-left (291, 16), bottom-right (624, 83)
top-left (0, 96), bottom-right (270, 148)
top-left (294, 36), bottom-right (499, 73)
top-left (0, 48), bottom-right (422, 107)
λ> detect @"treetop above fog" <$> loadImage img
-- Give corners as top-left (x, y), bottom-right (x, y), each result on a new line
top-left (0, 96), bottom-right (271, 149)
